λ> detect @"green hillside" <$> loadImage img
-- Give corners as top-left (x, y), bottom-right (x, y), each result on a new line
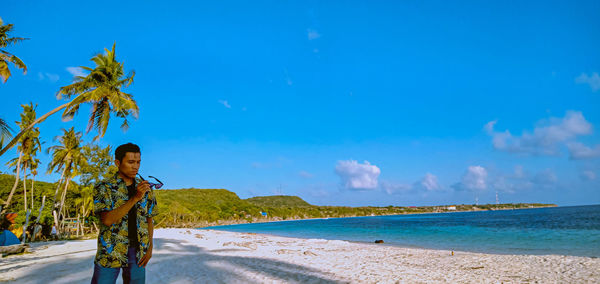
top-left (153, 188), bottom-right (261, 227)
top-left (246, 195), bottom-right (311, 207)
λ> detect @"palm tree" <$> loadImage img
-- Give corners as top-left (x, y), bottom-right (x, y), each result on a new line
top-left (3, 103), bottom-right (41, 211)
top-left (0, 117), bottom-right (13, 148)
top-left (0, 42), bottom-right (138, 156)
top-left (47, 127), bottom-right (86, 232)
top-left (0, 17), bottom-right (28, 83)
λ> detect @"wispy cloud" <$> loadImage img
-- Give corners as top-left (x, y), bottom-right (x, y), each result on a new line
top-left (218, 100), bottom-right (231, 108)
top-left (575, 72), bottom-right (600, 92)
top-left (381, 181), bottom-right (411, 195)
top-left (452, 166), bottom-right (488, 192)
top-left (491, 166), bottom-right (562, 194)
top-left (415, 173), bottom-right (441, 191)
top-left (485, 111), bottom-right (592, 156)
top-left (335, 160), bottom-right (381, 190)
top-left (307, 29), bottom-right (321, 40)
top-left (66, 66), bottom-right (86, 78)
top-left (566, 142), bottom-right (600, 159)
top-left (581, 170), bottom-right (597, 181)
top-left (37, 72), bottom-right (59, 82)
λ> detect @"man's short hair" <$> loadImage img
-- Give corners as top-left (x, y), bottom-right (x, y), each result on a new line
top-left (115, 143), bottom-right (141, 162)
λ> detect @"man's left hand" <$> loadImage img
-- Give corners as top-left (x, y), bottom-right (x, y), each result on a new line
top-left (138, 243), bottom-right (153, 267)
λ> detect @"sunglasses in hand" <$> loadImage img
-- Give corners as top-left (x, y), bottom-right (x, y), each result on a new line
top-left (137, 174), bottom-right (164, 189)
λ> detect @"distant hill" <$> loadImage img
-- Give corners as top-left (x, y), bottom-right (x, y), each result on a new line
top-left (245, 195), bottom-right (311, 207)
top-left (153, 188), bottom-right (261, 227)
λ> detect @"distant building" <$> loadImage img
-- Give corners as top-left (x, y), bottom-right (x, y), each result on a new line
top-left (446, 206), bottom-right (456, 211)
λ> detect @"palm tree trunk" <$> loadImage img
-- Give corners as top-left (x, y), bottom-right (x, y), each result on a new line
top-left (53, 167), bottom-right (66, 207)
top-left (3, 151), bottom-right (23, 211)
top-left (0, 102), bottom-right (69, 157)
top-left (22, 167), bottom-right (27, 212)
top-left (58, 177), bottom-right (70, 224)
top-left (31, 175), bottom-right (35, 212)
top-left (51, 167), bottom-right (66, 235)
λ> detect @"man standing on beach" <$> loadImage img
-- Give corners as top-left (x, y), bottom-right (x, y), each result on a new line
top-left (91, 143), bottom-right (158, 284)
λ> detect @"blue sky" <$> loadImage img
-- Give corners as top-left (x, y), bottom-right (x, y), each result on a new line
top-left (1, 0), bottom-right (599, 206)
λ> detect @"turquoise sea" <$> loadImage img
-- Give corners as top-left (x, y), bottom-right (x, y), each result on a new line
top-left (206, 205), bottom-right (600, 257)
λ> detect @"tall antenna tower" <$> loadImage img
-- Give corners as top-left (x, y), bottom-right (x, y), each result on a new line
top-left (495, 191), bottom-right (499, 205)
top-left (475, 196), bottom-right (479, 205)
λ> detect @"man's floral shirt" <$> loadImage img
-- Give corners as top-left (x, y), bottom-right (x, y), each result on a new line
top-left (93, 174), bottom-right (158, 268)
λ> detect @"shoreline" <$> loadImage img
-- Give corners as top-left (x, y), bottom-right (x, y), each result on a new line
top-left (1, 228), bottom-right (598, 283)
top-left (190, 204), bottom-right (559, 229)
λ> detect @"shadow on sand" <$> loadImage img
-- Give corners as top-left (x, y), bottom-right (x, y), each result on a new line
top-left (2, 236), bottom-right (347, 283)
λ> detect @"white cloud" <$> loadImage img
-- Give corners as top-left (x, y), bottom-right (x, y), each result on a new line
top-left (484, 120), bottom-right (497, 134)
top-left (453, 166), bottom-right (488, 191)
top-left (307, 29), bottom-right (321, 40)
top-left (299, 171), bottom-right (313, 179)
top-left (490, 167), bottom-right (563, 194)
top-left (581, 170), bottom-right (597, 181)
top-left (381, 181), bottom-right (411, 195)
top-left (566, 142), bottom-right (600, 159)
top-left (575, 72), bottom-right (600, 92)
top-left (218, 100), bottom-right (231, 108)
top-left (485, 111), bottom-right (592, 156)
top-left (66, 66), bottom-right (86, 78)
top-left (38, 72), bottom-right (60, 82)
top-left (335, 160), bottom-right (381, 190)
top-left (416, 173), bottom-right (441, 191)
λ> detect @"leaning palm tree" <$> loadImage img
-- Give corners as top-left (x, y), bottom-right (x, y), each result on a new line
top-left (0, 17), bottom-right (28, 83)
top-left (47, 127), bottom-right (86, 232)
top-left (0, 42), bottom-right (138, 156)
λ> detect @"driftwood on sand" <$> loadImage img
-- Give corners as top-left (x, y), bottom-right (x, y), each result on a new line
top-left (0, 243), bottom-right (29, 255)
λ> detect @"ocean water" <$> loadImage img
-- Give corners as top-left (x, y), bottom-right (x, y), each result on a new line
top-left (206, 205), bottom-right (600, 257)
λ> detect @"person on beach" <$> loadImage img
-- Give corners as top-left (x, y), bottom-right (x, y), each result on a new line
top-left (91, 143), bottom-right (158, 284)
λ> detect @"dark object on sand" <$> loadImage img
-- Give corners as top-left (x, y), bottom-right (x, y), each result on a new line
top-left (375, 240), bottom-right (384, 243)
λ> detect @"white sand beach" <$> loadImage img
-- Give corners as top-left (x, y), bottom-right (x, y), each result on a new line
top-left (0, 228), bottom-right (598, 283)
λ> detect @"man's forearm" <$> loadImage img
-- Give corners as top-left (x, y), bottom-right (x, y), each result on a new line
top-left (100, 199), bottom-right (137, 226)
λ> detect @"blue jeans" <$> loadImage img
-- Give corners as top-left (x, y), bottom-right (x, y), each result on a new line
top-left (91, 247), bottom-right (145, 284)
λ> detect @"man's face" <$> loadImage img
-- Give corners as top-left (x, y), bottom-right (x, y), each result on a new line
top-left (115, 152), bottom-right (141, 180)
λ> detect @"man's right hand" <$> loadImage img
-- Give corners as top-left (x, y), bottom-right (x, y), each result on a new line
top-left (134, 181), bottom-right (151, 201)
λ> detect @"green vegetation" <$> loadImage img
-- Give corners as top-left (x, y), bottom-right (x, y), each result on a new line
top-left (0, 174), bottom-right (83, 227)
